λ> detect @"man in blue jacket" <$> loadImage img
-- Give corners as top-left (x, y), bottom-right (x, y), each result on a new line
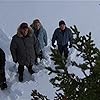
top-left (52, 20), bottom-right (73, 59)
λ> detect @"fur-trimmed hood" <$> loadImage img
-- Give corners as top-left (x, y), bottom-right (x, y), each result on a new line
top-left (17, 27), bottom-right (34, 37)
top-left (10, 26), bottom-right (39, 66)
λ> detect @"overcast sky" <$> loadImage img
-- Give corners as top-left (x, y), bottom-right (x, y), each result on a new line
top-left (0, 1), bottom-right (100, 47)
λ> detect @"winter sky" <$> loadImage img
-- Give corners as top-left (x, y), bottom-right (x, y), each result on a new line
top-left (0, 1), bottom-right (100, 47)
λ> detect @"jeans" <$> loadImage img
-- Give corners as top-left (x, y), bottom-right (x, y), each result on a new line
top-left (58, 44), bottom-right (69, 59)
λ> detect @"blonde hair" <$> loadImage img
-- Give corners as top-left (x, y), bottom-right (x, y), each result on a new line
top-left (31, 19), bottom-right (42, 28)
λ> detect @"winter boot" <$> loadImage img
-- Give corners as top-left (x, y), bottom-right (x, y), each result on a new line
top-left (28, 65), bottom-right (35, 75)
top-left (0, 82), bottom-right (7, 90)
top-left (18, 65), bottom-right (24, 82)
top-left (28, 69), bottom-right (35, 75)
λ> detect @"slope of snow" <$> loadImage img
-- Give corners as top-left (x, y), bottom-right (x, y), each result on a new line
top-left (0, 29), bottom-right (10, 56)
top-left (0, 42), bottom-right (56, 100)
top-left (0, 30), bottom-right (89, 100)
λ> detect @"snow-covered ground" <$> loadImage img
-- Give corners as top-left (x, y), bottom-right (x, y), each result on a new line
top-left (0, 28), bottom-right (89, 100)
top-left (0, 1), bottom-right (99, 99)
top-left (0, 28), bottom-right (56, 100)
top-left (0, 1), bottom-right (95, 98)
top-left (3, 61), bottom-right (56, 100)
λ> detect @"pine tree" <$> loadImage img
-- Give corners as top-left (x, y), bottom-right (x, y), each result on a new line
top-left (46, 25), bottom-right (100, 100)
top-left (31, 25), bottom-right (100, 100)
top-left (31, 90), bottom-right (49, 100)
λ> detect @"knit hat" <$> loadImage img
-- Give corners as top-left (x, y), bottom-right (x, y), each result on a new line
top-left (59, 20), bottom-right (66, 26)
top-left (20, 23), bottom-right (28, 29)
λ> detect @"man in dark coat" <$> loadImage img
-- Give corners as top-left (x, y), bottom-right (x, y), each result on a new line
top-left (52, 20), bottom-right (73, 59)
top-left (0, 48), bottom-right (7, 90)
top-left (10, 22), bottom-right (39, 82)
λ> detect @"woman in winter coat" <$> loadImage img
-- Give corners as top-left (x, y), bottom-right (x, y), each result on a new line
top-left (30, 19), bottom-right (47, 64)
top-left (0, 48), bottom-right (7, 90)
top-left (10, 22), bottom-right (39, 82)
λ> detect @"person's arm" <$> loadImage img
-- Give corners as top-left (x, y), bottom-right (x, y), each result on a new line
top-left (69, 29), bottom-right (73, 48)
top-left (10, 37), bottom-right (17, 63)
top-left (52, 29), bottom-right (57, 47)
top-left (33, 33), bottom-right (40, 56)
top-left (43, 29), bottom-right (47, 46)
top-left (0, 48), bottom-right (5, 67)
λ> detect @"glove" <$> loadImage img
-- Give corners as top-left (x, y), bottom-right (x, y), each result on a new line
top-left (14, 61), bottom-right (17, 63)
top-left (69, 44), bottom-right (72, 48)
top-left (13, 59), bottom-right (17, 63)
top-left (52, 43), bottom-right (56, 48)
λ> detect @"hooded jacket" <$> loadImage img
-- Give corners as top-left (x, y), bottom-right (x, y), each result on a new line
top-left (30, 24), bottom-right (47, 50)
top-left (10, 27), bottom-right (39, 66)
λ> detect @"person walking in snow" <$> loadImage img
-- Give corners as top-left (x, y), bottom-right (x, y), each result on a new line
top-left (10, 22), bottom-right (39, 82)
top-left (52, 20), bottom-right (73, 59)
top-left (30, 19), bottom-right (47, 64)
top-left (0, 48), bottom-right (7, 90)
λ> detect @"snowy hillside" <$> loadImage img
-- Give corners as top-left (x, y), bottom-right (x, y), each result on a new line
top-left (0, 29), bottom-right (10, 56)
top-left (0, 1), bottom-right (99, 99)
top-left (0, 30), bottom-right (89, 100)
top-left (0, 38), bottom-right (56, 100)
top-left (0, 28), bottom-right (90, 100)
top-left (0, 29), bottom-right (57, 99)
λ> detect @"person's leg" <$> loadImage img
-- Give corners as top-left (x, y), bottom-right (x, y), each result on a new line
top-left (0, 49), bottom-right (7, 90)
top-left (18, 65), bottom-right (24, 82)
top-left (27, 65), bottom-right (35, 75)
top-left (38, 50), bottom-right (44, 60)
top-left (63, 45), bottom-right (69, 59)
top-left (0, 67), bottom-right (7, 90)
top-left (0, 67), bottom-right (6, 83)
top-left (35, 54), bottom-right (39, 65)
top-left (58, 45), bottom-right (63, 56)
top-left (35, 58), bottom-right (38, 65)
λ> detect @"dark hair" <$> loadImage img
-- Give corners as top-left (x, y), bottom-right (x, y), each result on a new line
top-left (33, 19), bottom-right (40, 25)
top-left (20, 22), bottom-right (28, 29)
top-left (59, 20), bottom-right (66, 26)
